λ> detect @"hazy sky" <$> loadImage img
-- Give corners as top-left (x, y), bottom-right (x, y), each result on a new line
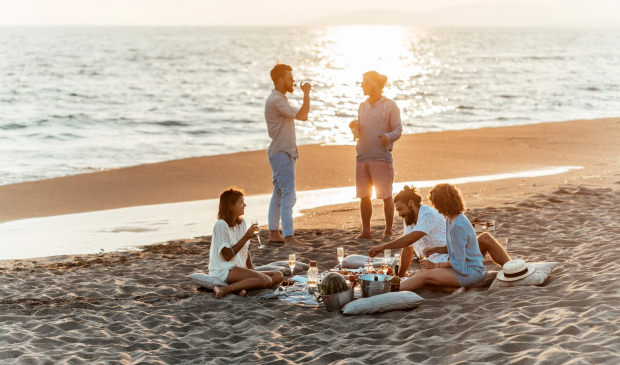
top-left (1, 0), bottom-right (619, 26)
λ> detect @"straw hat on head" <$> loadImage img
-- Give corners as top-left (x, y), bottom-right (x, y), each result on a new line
top-left (497, 259), bottom-right (536, 281)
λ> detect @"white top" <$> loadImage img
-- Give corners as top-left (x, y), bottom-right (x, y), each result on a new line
top-left (404, 205), bottom-right (449, 263)
top-left (265, 90), bottom-right (299, 158)
top-left (209, 219), bottom-right (249, 281)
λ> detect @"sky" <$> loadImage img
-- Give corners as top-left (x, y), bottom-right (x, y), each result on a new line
top-left (1, 0), bottom-right (619, 26)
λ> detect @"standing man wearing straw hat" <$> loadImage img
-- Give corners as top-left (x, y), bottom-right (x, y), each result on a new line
top-left (350, 71), bottom-right (402, 241)
top-left (264, 64), bottom-right (311, 247)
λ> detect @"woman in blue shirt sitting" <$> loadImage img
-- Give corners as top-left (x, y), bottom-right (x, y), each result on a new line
top-left (400, 183), bottom-right (485, 292)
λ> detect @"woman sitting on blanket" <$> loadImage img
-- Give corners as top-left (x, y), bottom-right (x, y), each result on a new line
top-left (400, 183), bottom-right (485, 292)
top-left (209, 187), bottom-right (284, 297)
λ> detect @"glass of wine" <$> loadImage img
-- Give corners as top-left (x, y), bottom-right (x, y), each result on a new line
top-left (383, 249), bottom-right (391, 274)
top-left (251, 219), bottom-right (264, 249)
top-left (337, 247), bottom-right (344, 269)
top-left (288, 254), bottom-right (296, 276)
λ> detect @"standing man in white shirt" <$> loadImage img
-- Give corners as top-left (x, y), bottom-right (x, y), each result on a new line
top-left (350, 71), bottom-right (402, 241)
top-left (264, 64), bottom-right (311, 247)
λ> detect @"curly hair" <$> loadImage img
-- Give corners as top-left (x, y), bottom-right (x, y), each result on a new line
top-left (429, 183), bottom-right (465, 217)
top-left (217, 187), bottom-right (244, 227)
top-left (394, 185), bottom-right (422, 207)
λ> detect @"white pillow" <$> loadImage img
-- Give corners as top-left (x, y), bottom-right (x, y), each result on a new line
top-left (489, 262), bottom-right (557, 291)
top-left (341, 255), bottom-right (393, 269)
top-left (254, 261), bottom-right (309, 276)
top-left (342, 292), bottom-right (423, 315)
top-left (187, 272), bottom-right (228, 289)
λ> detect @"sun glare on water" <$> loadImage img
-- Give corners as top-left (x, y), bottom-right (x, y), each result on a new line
top-left (298, 25), bottom-right (432, 145)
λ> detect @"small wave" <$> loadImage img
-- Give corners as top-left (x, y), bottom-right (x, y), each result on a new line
top-left (0, 123), bottom-right (27, 130)
top-left (186, 129), bottom-right (212, 135)
top-left (457, 105), bottom-right (475, 110)
top-left (584, 87), bottom-right (600, 92)
top-left (155, 120), bottom-right (190, 127)
top-left (68, 92), bottom-right (95, 99)
top-left (499, 94), bottom-right (516, 99)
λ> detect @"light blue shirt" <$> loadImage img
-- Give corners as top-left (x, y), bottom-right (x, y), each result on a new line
top-left (446, 214), bottom-right (485, 277)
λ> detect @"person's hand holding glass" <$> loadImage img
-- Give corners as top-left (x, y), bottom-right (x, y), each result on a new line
top-left (251, 219), bottom-right (264, 249)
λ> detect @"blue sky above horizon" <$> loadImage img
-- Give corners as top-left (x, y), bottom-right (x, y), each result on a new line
top-left (1, 0), bottom-right (619, 27)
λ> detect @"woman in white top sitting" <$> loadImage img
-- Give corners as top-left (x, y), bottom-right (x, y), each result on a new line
top-left (209, 187), bottom-right (284, 297)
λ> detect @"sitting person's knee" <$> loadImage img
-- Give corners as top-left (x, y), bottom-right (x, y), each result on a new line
top-left (478, 232), bottom-right (492, 242)
top-left (273, 271), bottom-right (284, 284)
top-left (258, 273), bottom-right (273, 288)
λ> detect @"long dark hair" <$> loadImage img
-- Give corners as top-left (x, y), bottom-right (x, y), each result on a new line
top-left (217, 187), bottom-right (244, 227)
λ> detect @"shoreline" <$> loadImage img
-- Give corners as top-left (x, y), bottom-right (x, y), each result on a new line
top-left (1, 117), bottom-right (619, 223)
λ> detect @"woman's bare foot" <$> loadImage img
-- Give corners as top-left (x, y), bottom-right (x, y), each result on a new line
top-left (269, 230), bottom-right (285, 243)
top-left (236, 289), bottom-right (247, 297)
top-left (447, 287), bottom-right (467, 297)
top-left (213, 286), bottom-right (226, 298)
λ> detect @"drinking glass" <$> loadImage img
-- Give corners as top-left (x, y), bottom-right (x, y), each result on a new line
top-left (337, 247), bottom-right (344, 268)
top-left (288, 254), bottom-right (296, 275)
top-left (251, 219), bottom-right (264, 249)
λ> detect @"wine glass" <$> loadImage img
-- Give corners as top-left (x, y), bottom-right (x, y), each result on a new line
top-left (288, 254), bottom-right (296, 276)
top-left (382, 249), bottom-right (391, 275)
top-left (251, 219), bottom-right (264, 249)
top-left (337, 247), bottom-right (344, 269)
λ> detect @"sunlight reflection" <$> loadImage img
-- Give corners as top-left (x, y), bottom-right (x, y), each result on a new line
top-left (300, 25), bottom-right (440, 145)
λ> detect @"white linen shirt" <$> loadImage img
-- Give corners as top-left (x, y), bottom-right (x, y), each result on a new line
top-left (209, 219), bottom-right (249, 281)
top-left (265, 90), bottom-right (300, 158)
top-left (404, 205), bottom-right (449, 263)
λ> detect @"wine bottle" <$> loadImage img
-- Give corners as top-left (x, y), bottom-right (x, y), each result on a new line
top-left (390, 264), bottom-right (400, 292)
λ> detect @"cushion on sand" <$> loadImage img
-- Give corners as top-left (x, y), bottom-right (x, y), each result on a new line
top-left (342, 255), bottom-right (394, 269)
top-left (489, 262), bottom-right (557, 290)
top-left (187, 273), bottom-right (228, 289)
top-left (254, 261), bottom-right (309, 276)
top-left (342, 292), bottom-right (423, 315)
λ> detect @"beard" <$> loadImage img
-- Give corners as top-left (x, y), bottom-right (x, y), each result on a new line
top-left (286, 83), bottom-right (294, 93)
top-left (403, 209), bottom-right (417, 226)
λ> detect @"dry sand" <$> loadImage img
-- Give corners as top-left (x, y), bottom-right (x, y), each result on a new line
top-left (1, 118), bottom-right (619, 364)
top-left (0, 184), bottom-right (618, 364)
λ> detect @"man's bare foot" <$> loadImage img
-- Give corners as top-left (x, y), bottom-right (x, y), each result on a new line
top-left (284, 236), bottom-right (305, 247)
top-left (213, 286), bottom-right (226, 298)
top-left (236, 289), bottom-right (247, 297)
top-left (356, 232), bottom-right (371, 239)
top-left (382, 235), bottom-right (392, 242)
top-left (269, 230), bottom-right (285, 243)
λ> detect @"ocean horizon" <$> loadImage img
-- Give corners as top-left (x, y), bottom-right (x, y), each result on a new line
top-left (2, 25), bottom-right (619, 185)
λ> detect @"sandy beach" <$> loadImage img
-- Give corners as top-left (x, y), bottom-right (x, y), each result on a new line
top-left (1, 118), bottom-right (620, 364)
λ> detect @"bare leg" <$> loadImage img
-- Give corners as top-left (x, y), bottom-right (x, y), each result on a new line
top-left (478, 232), bottom-right (511, 267)
top-left (214, 267), bottom-right (274, 298)
top-left (261, 270), bottom-right (284, 286)
top-left (399, 268), bottom-right (460, 291)
top-left (383, 197), bottom-right (394, 240)
top-left (399, 245), bottom-right (415, 276)
top-left (357, 197), bottom-right (372, 239)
